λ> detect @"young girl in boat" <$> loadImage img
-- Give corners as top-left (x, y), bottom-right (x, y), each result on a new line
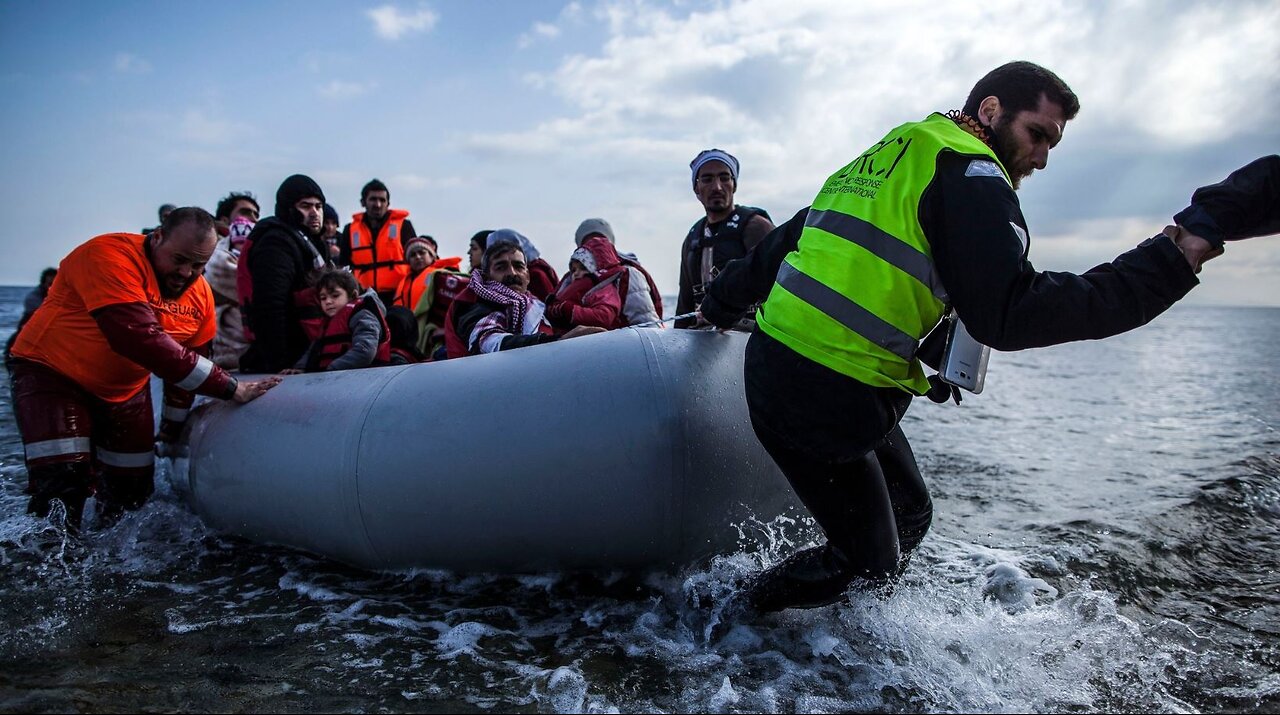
top-left (283, 268), bottom-right (391, 373)
top-left (544, 236), bottom-right (628, 332)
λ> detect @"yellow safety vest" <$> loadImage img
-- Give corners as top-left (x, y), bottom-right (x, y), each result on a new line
top-left (757, 113), bottom-right (1008, 394)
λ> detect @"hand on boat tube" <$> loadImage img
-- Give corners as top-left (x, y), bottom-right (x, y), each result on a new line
top-left (693, 310), bottom-right (733, 333)
top-left (233, 376), bottom-right (282, 403)
top-left (1164, 225), bottom-right (1223, 274)
top-left (561, 325), bottom-right (607, 340)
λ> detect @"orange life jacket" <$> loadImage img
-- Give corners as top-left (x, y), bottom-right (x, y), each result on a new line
top-left (349, 209), bottom-right (410, 293)
top-left (393, 256), bottom-right (464, 312)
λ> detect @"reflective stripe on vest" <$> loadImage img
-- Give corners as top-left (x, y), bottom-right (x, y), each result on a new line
top-left (25, 437), bottom-right (92, 460)
top-left (804, 208), bottom-right (949, 304)
top-left (775, 262), bottom-right (918, 361)
top-left (96, 448), bottom-right (154, 469)
top-left (176, 355), bottom-right (214, 390)
top-left (758, 113), bottom-right (1007, 394)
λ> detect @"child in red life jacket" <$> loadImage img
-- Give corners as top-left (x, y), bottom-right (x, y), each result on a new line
top-left (282, 268), bottom-right (391, 373)
top-left (544, 236), bottom-right (627, 332)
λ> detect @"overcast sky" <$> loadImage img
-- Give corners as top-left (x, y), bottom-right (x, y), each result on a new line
top-left (1, 0), bottom-right (1277, 305)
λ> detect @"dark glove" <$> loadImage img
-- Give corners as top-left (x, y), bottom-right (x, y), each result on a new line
top-left (698, 292), bottom-right (741, 331)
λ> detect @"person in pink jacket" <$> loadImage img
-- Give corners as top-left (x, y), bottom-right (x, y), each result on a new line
top-left (545, 236), bottom-right (628, 332)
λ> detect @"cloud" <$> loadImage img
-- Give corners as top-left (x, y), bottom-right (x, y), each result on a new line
top-left (367, 4), bottom-right (439, 41)
top-left (455, 0), bottom-right (1280, 304)
top-left (114, 52), bottom-right (152, 74)
top-left (318, 80), bottom-right (371, 100)
top-left (518, 21), bottom-right (562, 49)
top-left (517, 3), bottom-right (584, 48)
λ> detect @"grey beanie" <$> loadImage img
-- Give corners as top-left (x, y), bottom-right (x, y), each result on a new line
top-left (574, 218), bottom-right (615, 247)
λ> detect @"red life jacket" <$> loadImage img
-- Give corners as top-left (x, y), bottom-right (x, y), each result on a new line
top-left (306, 294), bottom-right (391, 371)
top-left (349, 209), bottom-right (410, 294)
top-left (443, 286), bottom-right (479, 360)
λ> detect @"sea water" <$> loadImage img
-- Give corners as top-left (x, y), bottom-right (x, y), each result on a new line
top-left (0, 284), bottom-right (1276, 713)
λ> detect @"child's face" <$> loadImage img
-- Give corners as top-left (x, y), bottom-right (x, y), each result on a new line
top-left (407, 244), bottom-right (434, 273)
top-left (570, 260), bottom-right (589, 281)
top-left (319, 286), bottom-right (352, 317)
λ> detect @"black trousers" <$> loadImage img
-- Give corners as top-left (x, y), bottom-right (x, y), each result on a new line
top-left (742, 330), bottom-right (933, 612)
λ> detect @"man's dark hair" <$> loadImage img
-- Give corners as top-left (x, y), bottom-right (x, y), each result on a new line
top-left (481, 240), bottom-right (523, 276)
top-left (361, 179), bottom-right (390, 203)
top-left (314, 267), bottom-right (361, 298)
top-left (214, 191), bottom-right (259, 221)
top-left (39, 267), bottom-right (57, 284)
top-left (160, 207), bottom-right (216, 239)
top-left (963, 61), bottom-right (1080, 122)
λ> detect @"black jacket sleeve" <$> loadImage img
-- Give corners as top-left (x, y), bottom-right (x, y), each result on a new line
top-left (247, 235), bottom-right (302, 372)
top-left (499, 333), bottom-right (557, 351)
top-left (926, 151), bottom-right (1199, 351)
top-left (401, 219), bottom-right (417, 250)
top-left (701, 207), bottom-right (809, 329)
top-left (339, 224), bottom-right (353, 267)
top-left (1174, 155), bottom-right (1280, 245)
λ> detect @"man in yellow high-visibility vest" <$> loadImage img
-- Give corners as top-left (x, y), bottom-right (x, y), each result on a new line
top-left (700, 61), bottom-right (1249, 616)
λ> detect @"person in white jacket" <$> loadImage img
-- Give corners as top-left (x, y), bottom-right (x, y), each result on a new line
top-left (206, 216), bottom-right (253, 368)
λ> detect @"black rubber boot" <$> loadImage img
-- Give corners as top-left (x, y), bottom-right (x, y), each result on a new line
top-left (745, 544), bottom-right (864, 613)
top-left (26, 463), bottom-right (92, 533)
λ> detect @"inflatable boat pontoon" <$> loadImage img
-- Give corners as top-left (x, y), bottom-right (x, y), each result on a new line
top-left (177, 328), bottom-right (802, 572)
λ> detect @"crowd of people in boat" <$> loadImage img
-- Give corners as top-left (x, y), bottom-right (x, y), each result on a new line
top-left (96, 149), bottom-right (770, 377)
top-left (4, 148), bottom-right (774, 530)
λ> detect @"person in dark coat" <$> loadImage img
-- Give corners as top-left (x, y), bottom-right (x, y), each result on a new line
top-left (238, 175), bottom-right (331, 373)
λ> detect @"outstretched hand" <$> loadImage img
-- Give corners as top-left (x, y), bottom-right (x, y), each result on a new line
top-left (233, 376), bottom-right (282, 404)
top-left (1165, 225), bottom-right (1223, 274)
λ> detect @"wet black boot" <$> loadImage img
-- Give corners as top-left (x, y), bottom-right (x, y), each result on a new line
top-left (745, 544), bottom-right (862, 613)
top-left (26, 463), bottom-right (91, 534)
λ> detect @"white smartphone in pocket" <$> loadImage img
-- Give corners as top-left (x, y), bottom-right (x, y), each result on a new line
top-left (939, 315), bottom-right (990, 394)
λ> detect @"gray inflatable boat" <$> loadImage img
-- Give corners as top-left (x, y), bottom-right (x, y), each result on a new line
top-left (176, 328), bottom-right (802, 572)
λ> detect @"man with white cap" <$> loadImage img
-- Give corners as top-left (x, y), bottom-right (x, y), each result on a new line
top-left (676, 149), bottom-right (774, 328)
top-left (572, 218), bottom-right (662, 326)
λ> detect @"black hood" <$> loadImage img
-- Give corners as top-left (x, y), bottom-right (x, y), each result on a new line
top-left (274, 174), bottom-right (325, 231)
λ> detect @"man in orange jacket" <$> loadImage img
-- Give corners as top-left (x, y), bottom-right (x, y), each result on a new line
top-left (9, 207), bottom-right (280, 531)
top-left (339, 178), bottom-right (418, 303)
